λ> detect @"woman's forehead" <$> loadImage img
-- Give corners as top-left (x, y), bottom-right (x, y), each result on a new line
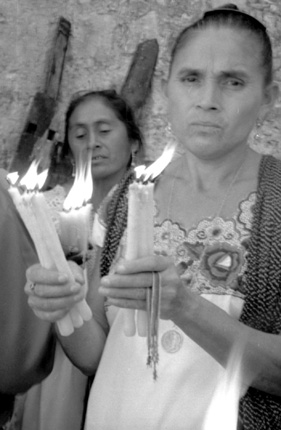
top-left (171, 27), bottom-right (262, 74)
top-left (70, 97), bottom-right (118, 124)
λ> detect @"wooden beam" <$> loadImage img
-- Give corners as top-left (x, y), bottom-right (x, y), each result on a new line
top-left (9, 17), bottom-right (71, 176)
top-left (121, 38), bottom-right (159, 115)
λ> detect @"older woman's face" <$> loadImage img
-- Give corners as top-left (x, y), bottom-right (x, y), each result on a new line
top-left (166, 27), bottom-right (274, 160)
top-left (68, 97), bottom-right (133, 185)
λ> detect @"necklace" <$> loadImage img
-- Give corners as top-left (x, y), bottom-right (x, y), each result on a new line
top-left (161, 156), bottom-right (245, 354)
top-left (167, 156), bottom-right (245, 223)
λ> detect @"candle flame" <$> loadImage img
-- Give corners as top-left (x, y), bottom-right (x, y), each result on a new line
top-left (7, 171), bottom-right (19, 186)
top-left (134, 165), bottom-right (147, 180)
top-left (19, 160), bottom-right (41, 190)
top-left (37, 169), bottom-right (49, 189)
top-left (141, 141), bottom-right (176, 182)
top-left (203, 335), bottom-right (248, 430)
top-left (63, 151), bottom-right (93, 211)
top-left (8, 160), bottom-right (48, 191)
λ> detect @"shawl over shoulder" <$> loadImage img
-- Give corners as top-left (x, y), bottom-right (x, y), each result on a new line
top-left (239, 155), bottom-right (281, 429)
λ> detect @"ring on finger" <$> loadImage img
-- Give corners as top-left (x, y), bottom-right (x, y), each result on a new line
top-left (29, 281), bottom-right (36, 292)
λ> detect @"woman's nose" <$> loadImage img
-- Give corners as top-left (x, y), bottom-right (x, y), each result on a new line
top-left (88, 131), bottom-right (100, 149)
top-left (196, 81), bottom-right (220, 111)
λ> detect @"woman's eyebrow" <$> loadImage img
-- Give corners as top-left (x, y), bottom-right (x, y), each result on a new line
top-left (218, 70), bottom-right (250, 79)
top-left (177, 67), bottom-right (201, 75)
top-left (69, 119), bottom-right (113, 130)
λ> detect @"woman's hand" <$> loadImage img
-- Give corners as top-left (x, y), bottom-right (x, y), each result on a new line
top-left (25, 262), bottom-right (86, 323)
top-left (99, 255), bottom-right (194, 321)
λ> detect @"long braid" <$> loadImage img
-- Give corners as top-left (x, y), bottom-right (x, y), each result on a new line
top-left (239, 155), bottom-right (281, 429)
top-left (100, 168), bottom-right (134, 277)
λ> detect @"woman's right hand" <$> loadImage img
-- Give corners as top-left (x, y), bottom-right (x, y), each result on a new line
top-left (99, 254), bottom-right (196, 323)
top-left (25, 262), bottom-right (86, 322)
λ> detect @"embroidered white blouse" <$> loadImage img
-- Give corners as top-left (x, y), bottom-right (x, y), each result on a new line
top-left (84, 193), bottom-right (256, 430)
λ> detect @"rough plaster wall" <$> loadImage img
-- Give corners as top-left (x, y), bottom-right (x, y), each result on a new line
top-left (0, 0), bottom-right (280, 170)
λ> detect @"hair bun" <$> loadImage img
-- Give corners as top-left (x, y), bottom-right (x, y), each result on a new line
top-left (220, 3), bottom-right (240, 10)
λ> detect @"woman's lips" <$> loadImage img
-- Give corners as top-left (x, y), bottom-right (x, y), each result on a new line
top-left (191, 121), bottom-right (221, 128)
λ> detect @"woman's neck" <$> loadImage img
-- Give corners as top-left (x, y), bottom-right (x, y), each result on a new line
top-left (181, 147), bottom-right (261, 193)
top-left (91, 168), bottom-right (129, 210)
top-left (91, 183), bottom-right (113, 210)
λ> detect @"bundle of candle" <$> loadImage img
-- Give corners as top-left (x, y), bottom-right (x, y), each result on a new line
top-left (7, 160), bottom-right (92, 336)
top-left (124, 141), bottom-right (176, 379)
top-left (59, 152), bottom-right (93, 262)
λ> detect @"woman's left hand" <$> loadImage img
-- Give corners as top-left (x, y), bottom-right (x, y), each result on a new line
top-left (25, 261), bottom-right (86, 322)
top-left (99, 255), bottom-right (194, 321)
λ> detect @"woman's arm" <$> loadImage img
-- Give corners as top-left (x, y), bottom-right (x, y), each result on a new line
top-left (99, 255), bottom-right (281, 396)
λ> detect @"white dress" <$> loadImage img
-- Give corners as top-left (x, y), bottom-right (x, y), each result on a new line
top-left (84, 193), bottom-right (255, 430)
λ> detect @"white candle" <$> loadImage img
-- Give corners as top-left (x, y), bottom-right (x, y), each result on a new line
top-left (8, 186), bottom-right (75, 336)
top-left (124, 180), bottom-right (154, 337)
top-left (59, 154), bottom-right (93, 259)
top-left (31, 192), bottom-right (93, 324)
top-left (7, 165), bottom-right (93, 336)
top-left (123, 143), bottom-right (177, 338)
top-left (60, 204), bottom-right (91, 256)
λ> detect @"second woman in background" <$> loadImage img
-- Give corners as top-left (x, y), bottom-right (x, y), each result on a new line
top-left (20, 89), bottom-right (143, 430)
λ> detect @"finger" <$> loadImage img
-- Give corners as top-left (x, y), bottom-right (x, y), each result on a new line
top-left (100, 272), bottom-right (152, 290)
top-left (100, 285), bottom-right (149, 301)
top-left (24, 277), bottom-right (83, 298)
top-left (114, 255), bottom-right (171, 275)
top-left (26, 265), bottom-right (69, 285)
top-left (31, 282), bottom-right (82, 298)
top-left (27, 293), bottom-right (83, 314)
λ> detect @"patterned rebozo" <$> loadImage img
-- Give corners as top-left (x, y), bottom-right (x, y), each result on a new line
top-left (239, 155), bottom-right (281, 429)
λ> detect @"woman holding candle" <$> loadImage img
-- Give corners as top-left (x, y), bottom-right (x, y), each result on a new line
top-left (26, 4), bottom-right (281, 430)
top-left (46, 89), bottom-right (142, 257)
top-left (21, 89), bottom-right (143, 430)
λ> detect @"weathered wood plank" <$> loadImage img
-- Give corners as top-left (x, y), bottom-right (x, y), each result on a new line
top-left (121, 38), bottom-right (159, 114)
top-left (9, 17), bottom-right (71, 176)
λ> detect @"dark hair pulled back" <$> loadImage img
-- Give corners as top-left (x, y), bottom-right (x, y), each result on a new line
top-left (169, 3), bottom-right (273, 86)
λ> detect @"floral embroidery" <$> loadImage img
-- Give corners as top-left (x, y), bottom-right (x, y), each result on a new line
top-left (154, 192), bottom-right (256, 298)
top-left (199, 242), bottom-right (245, 292)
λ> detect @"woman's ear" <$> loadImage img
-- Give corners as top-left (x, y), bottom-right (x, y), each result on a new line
top-left (131, 140), bottom-right (140, 156)
top-left (259, 81), bottom-right (279, 120)
top-left (161, 78), bottom-right (168, 99)
top-left (130, 140), bottom-right (142, 166)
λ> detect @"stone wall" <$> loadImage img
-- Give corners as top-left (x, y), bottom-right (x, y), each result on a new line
top-left (0, 0), bottom-right (280, 171)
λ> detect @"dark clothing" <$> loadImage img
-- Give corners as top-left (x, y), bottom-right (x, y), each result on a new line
top-left (0, 169), bottom-right (55, 425)
top-left (239, 156), bottom-right (281, 429)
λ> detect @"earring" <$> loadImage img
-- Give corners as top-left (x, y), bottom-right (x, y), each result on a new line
top-left (254, 119), bottom-right (263, 144)
top-left (131, 151), bottom-right (137, 168)
top-left (166, 122), bottom-right (172, 135)
top-left (71, 160), bottom-right (76, 177)
top-left (166, 122), bottom-right (176, 142)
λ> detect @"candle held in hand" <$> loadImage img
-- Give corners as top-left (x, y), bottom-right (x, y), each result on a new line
top-left (59, 154), bottom-right (93, 261)
top-left (7, 161), bottom-right (92, 336)
top-left (124, 180), bottom-right (154, 336)
top-left (123, 142), bottom-right (176, 379)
